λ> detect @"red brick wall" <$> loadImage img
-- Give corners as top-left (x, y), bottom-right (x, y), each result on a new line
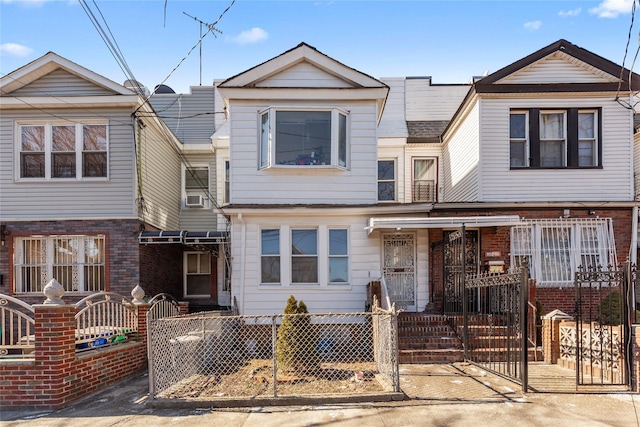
top-left (0, 219), bottom-right (140, 305)
top-left (0, 303), bottom-right (148, 410)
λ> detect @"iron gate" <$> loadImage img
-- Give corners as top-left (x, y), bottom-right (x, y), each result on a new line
top-left (442, 228), bottom-right (479, 315)
top-left (572, 263), bottom-right (634, 389)
top-left (464, 269), bottom-right (529, 392)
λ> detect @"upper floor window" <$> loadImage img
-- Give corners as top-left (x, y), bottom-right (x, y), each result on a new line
top-left (184, 166), bottom-right (209, 208)
top-left (259, 109), bottom-right (348, 169)
top-left (14, 235), bottom-right (106, 293)
top-left (412, 158), bottom-right (436, 202)
top-left (224, 160), bottom-right (230, 204)
top-left (509, 109), bottom-right (600, 169)
top-left (378, 160), bottom-right (396, 201)
top-left (19, 122), bottom-right (108, 180)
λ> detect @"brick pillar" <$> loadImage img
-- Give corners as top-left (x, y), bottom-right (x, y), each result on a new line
top-left (33, 303), bottom-right (76, 409)
top-left (542, 311), bottom-right (573, 364)
top-left (178, 301), bottom-right (190, 315)
top-left (135, 303), bottom-right (150, 346)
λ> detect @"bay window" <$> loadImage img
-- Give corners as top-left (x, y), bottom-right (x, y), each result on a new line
top-left (19, 122), bottom-right (108, 179)
top-left (291, 229), bottom-right (318, 284)
top-left (259, 108), bottom-right (348, 169)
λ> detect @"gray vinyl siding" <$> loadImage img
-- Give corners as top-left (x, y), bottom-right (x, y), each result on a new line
top-left (378, 78), bottom-right (408, 138)
top-left (179, 153), bottom-right (220, 231)
top-left (136, 118), bottom-right (182, 230)
top-left (10, 69), bottom-right (115, 96)
top-left (229, 100), bottom-right (379, 205)
top-left (441, 102), bottom-right (480, 202)
top-left (149, 86), bottom-right (215, 144)
top-left (479, 96), bottom-right (634, 202)
top-left (0, 108), bottom-right (137, 220)
top-left (405, 78), bottom-right (470, 121)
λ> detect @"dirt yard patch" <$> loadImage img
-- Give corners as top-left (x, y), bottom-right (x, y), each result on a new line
top-left (158, 359), bottom-right (386, 399)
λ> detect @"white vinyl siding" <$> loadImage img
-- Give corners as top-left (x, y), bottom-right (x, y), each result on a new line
top-left (255, 62), bottom-right (352, 88)
top-left (229, 100), bottom-right (378, 205)
top-left (405, 78), bottom-right (470, 121)
top-left (230, 213), bottom-right (430, 315)
top-left (442, 102), bottom-right (480, 202)
top-left (496, 52), bottom-right (619, 85)
top-left (479, 97), bottom-right (634, 202)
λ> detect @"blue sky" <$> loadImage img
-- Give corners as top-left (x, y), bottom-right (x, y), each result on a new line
top-left (1, 0), bottom-right (638, 94)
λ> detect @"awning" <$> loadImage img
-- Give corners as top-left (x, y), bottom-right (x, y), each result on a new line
top-left (139, 230), bottom-right (227, 245)
top-left (366, 215), bottom-right (523, 235)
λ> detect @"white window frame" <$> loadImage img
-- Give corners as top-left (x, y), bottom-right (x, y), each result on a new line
top-left (260, 228), bottom-right (281, 285)
top-left (539, 110), bottom-right (567, 167)
top-left (578, 110), bottom-right (598, 167)
top-left (16, 121), bottom-right (108, 181)
top-left (183, 164), bottom-right (210, 209)
top-left (291, 228), bottom-right (318, 285)
top-left (258, 107), bottom-right (349, 170)
top-left (223, 159), bottom-right (230, 204)
top-left (412, 157), bottom-right (437, 202)
top-left (509, 111), bottom-right (529, 167)
top-left (14, 235), bottom-right (106, 293)
top-left (183, 251), bottom-right (211, 298)
top-left (328, 228), bottom-right (349, 284)
top-left (377, 159), bottom-right (396, 202)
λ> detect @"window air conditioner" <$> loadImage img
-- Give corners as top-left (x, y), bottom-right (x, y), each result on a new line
top-left (186, 194), bottom-right (205, 208)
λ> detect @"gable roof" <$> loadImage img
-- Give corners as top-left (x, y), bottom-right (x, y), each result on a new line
top-left (475, 39), bottom-right (640, 93)
top-left (219, 42), bottom-right (387, 89)
top-left (0, 51), bottom-right (134, 96)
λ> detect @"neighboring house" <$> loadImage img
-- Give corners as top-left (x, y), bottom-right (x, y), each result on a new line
top-left (0, 53), bottom-right (227, 308)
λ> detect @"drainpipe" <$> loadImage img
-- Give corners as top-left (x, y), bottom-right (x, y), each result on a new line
top-left (632, 206), bottom-right (638, 310)
top-left (237, 213), bottom-right (246, 315)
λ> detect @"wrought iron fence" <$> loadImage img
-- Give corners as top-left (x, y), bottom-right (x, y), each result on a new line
top-left (148, 310), bottom-right (399, 401)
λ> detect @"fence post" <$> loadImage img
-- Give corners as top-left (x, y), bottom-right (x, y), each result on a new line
top-left (272, 315), bottom-right (278, 397)
top-left (520, 268), bottom-right (529, 392)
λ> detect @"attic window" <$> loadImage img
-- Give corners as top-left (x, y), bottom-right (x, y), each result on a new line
top-left (259, 108), bottom-right (348, 169)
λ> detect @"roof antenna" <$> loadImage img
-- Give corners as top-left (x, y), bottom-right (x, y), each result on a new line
top-left (183, 12), bottom-right (223, 86)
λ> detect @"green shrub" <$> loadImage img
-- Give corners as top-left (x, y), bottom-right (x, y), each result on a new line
top-left (276, 295), bottom-right (319, 373)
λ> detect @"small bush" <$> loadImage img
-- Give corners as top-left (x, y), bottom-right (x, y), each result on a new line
top-left (276, 295), bottom-right (319, 373)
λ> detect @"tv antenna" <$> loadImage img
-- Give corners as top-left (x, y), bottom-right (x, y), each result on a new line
top-left (183, 12), bottom-right (223, 86)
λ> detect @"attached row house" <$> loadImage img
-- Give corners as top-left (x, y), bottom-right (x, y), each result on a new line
top-left (1, 39), bottom-right (638, 317)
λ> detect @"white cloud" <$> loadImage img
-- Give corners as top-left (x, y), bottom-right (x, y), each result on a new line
top-left (0, 43), bottom-right (33, 57)
top-left (230, 27), bottom-right (268, 45)
top-left (589, 0), bottom-right (633, 18)
top-left (558, 7), bottom-right (582, 17)
top-left (524, 20), bottom-right (542, 30)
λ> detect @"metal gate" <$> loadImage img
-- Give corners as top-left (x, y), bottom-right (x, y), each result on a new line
top-left (442, 228), bottom-right (479, 315)
top-left (573, 263), bottom-right (634, 389)
top-left (465, 269), bottom-right (529, 392)
top-left (383, 233), bottom-right (416, 311)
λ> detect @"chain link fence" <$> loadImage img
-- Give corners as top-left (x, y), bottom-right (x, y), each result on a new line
top-left (148, 310), bottom-right (399, 401)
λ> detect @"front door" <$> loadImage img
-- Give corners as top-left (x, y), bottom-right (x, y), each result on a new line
top-left (383, 233), bottom-right (416, 311)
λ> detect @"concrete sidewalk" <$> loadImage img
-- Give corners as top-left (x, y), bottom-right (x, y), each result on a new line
top-left (2, 363), bottom-right (639, 427)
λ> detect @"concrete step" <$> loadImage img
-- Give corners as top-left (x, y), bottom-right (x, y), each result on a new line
top-left (399, 349), bottom-right (464, 364)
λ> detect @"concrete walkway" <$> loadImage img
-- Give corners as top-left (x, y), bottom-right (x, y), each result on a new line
top-left (2, 363), bottom-right (639, 427)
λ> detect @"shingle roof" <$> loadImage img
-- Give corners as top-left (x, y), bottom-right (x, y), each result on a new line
top-left (406, 121), bottom-right (448, 143)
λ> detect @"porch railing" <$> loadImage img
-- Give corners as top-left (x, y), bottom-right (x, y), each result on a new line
top-left (0, 294), bottom-right (35, 359)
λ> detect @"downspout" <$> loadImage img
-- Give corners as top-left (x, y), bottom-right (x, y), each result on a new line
top-left (237, 213), bottom-right (246, 315)
top-left (632, 206), bottom-right (638, 310)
